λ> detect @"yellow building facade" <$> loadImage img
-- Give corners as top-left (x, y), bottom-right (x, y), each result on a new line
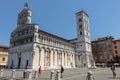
top-left (0, 45), bottom-right (9, 68)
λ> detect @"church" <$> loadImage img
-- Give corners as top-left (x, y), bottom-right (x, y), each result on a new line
top-left (8, 3), bottom-right (94, 70)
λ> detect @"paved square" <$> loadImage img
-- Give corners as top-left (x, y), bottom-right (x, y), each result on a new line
top-left (60, 68), bottom-right (120, 80)
top-left (0, 68), bottom-right (120, 80)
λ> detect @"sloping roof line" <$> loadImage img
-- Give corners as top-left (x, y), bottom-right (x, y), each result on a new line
top-left (0, 45), bottom-right (9, 48)
top-left (38, 29), bottom-right (70, 43)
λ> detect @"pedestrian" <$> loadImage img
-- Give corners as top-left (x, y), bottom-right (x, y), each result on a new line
top-left (111, 65), bottom-right (116, 78)
top-left (38, 66), bottom-right (42, 79)
top-left (60, 65), bottom-right (64, 78)
top-left (86, 71), bottom-right (95, 80)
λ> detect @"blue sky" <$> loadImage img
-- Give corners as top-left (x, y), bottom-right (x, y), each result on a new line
top-left (0, 0), bottom-right (120, 46)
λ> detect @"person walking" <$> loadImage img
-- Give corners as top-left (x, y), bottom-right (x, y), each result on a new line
top-left (60, 65), bottom-right (64, 78)
top-left (38, 66), bottom-right (42, 79)
top-left (86, 71), bottom-right (95, 80)
top-left (111, 65), bottom-right (116, 78)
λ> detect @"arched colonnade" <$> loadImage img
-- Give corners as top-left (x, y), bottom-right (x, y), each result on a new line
top-left (33, 45), bottom-right (75, 69)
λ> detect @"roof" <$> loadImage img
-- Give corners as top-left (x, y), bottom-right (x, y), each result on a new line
top-left (76, 10), bottom-right (89, 17)
top-left (92, 36), bottom-right (114, 43)
top-left (0, 45), bottom-right (9, 49)
top-left (114, 39), bottom-right (120, 42)
top-left (69, 38), bottom-right (77, 41)
top-left (38, 29), bottom-right (70, 43)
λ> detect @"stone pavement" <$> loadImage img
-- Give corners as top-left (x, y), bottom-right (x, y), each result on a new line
top-left (0, 68), bottom-right (120, 80)
top-left (61, 68), bottom-right (120, 80)
top-left (40, 67), bottom-right (120, 80)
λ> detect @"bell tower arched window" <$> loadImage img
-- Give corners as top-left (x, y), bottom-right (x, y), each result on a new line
top-left (79, 18), bottom-right (82, 22)
top-left (79, 25), bottom-right (82, 29)
top-left (80, 31), bottom-right (82, 35)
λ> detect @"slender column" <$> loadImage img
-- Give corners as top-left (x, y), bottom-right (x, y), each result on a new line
top-left (67, 53), bottom-right (70, 67)
top-left (62, 51), bottom-right (64, 66)
top-left (60, 52), bottom-right (62, 65)
top-left (75, 53), bottom-right (78, 67)
top-left (64, 53), bottom-right (65, 66)
top-left (65, 52), bottom-right (67, 66)
top-left (73, 54), bottom-right (75, 67)
top-left (68, 53), bottom-right (70, 66)
top-left (57, 53), bottom-right (59, 66)
top-left (70, 54), bottom-right (72, 67)
top-left (39, 50), bottom-right (41, 67)
top-left (44, 50), bottom-right (47, 67)
top-left (53, 52), bottom-right (55, 66)
top-left (71, 54), bottom-right (73, 67)
top-left (40, 48), bottom-right (45, 69)
top-left (54, 50), bottom-right (57, 67)
top-left (67, 53), bottom-right (69, 66)
top-left (50, 50), bottom-right (53, 68)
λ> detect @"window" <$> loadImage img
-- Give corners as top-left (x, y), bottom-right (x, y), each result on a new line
top-left (80, 31), bottom-right (82, 35)
top-left (87, 32), bottom-right (88, 36)
top-left (76, 44), bottom-right (79, 48)
top-left (115, 50), bottom-right (117, 53)
top-left (79, 19), bottom-right (82, 22)
top-left (87, 26), bottom-right (88, 30)
top-left (114, 46), bottom-right (117, 49)
top-left (79, 25), bottom-right (82, 28)
top-left (108, 44), bottom-right (111, 48)
top-left (114, 42), bottom-right (116, 44)
top-left (2, 57), bottom-right (5, 61)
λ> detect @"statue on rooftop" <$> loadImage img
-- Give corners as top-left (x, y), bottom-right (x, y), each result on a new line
top-left (24, 2), bottom-right (28, 8)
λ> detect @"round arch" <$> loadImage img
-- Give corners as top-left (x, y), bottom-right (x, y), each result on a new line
top-left (33, 46), bottom-right (41, 69)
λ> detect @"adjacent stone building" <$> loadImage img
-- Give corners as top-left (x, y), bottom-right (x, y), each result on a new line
top-left (8, 3), bottom-right (94, 70)
top-left (91, 36), bottom-right (114, 63)
top-left (0, 45), bottom-right (9, 68)
top-left (112, 40), bottom-right (120, 58)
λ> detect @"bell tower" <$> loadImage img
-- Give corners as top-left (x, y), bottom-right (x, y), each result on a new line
top-left (76, 10), bottom-right (95, 68)
top-left (17, 3), bottom-right (32, 27)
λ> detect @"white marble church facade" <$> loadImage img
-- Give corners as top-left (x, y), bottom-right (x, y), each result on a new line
top-left (8, 4), bottom-right (94, 70)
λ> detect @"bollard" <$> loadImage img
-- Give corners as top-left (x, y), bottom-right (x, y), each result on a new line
top-left (23, 70), bottom-right (27, 78)
top-left (86, 71), bottom-right (95, 80)
top-left (50, 70), bottom-right (55, 80)
top-left (28, 70), bottom-right (32, 79)
top-left (12, 70), bottom-right (15, 78)
top-left (0, 69), bottom-right (3, 77)
top-left (34, 70), bottom-right (38, 79)
top-left (56, 70), bottom-right (60, 80)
